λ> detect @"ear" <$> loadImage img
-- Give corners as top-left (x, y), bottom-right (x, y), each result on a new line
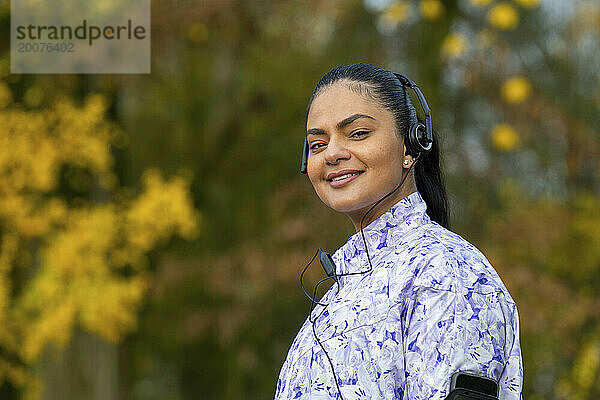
top-left (402, 145), bottom-right (412, 168)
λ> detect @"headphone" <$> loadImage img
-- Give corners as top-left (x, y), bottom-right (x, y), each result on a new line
top-left (297, 72), bottom-right (434, 399)
top-left (300, 72), bottom-right (433, 175)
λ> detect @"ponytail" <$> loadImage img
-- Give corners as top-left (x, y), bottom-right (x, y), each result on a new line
top-left (414, 117), bottom-right (449, 228)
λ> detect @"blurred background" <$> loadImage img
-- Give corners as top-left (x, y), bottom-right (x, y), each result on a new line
top-left (0, 0), bottom-right (599, 398)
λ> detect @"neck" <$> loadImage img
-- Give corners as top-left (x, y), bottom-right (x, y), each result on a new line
top-left (347, 179), bottom-right (417, 233)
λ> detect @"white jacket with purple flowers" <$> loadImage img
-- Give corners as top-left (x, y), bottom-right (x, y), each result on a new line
top-left (275, 191), bottom-right (523, 399)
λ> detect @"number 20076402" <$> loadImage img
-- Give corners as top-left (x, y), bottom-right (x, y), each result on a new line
top-left (18, 42), bottom-right (74, 53)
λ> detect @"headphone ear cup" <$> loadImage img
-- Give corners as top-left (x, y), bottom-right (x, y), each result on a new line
top-left (300, 137), bottom-right (309, 174)
top-left (406, 122), bottom-right (423, 157)
top-left (407, 122), bottom-right (432, 156)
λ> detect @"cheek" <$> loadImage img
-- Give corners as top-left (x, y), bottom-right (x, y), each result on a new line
top-left (365, 153), bottom-right (404, 194)
top-left (307, 164), bottom-right (328, 200)
top-left (368, 145), bottom-right (402, 177)
top-left (306, 162), bottom-right (320, 186)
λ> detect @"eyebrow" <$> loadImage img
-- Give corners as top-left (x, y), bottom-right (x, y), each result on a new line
top-left (306, 113), bottom-right (376, 136)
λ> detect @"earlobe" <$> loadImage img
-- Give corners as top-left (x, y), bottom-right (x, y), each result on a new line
top-left (402, 145), bottom-right (411, 167)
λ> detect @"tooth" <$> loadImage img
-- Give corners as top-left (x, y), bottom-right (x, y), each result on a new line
top-left (331, 172), bottom-right (359, 181)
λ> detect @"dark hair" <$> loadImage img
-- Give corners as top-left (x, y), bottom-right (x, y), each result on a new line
top-left (305, 63), bottom-right (450, 228)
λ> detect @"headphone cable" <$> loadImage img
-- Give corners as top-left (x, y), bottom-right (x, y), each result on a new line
top-left (302, 156), bottom-right (421, 399)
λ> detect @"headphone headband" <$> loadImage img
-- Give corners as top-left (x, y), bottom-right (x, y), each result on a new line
top-left (300, 71), bottom-right (433, 174)
top-left (392, 72), bottom-right (433, 157)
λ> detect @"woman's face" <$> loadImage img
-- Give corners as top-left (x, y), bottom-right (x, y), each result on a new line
top-left (306, 81), bottom-right (414, 229)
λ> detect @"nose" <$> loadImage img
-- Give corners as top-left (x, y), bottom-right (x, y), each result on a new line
top-left (323, 137), bottom-right (351, 166)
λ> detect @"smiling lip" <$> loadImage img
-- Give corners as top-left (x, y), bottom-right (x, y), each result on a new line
top-left (326, 169), bottom-right (364, 188)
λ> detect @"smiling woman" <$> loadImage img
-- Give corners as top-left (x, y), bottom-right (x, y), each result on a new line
top-left (274, 63), bottom-right (524, 400)
top-left (305, 85), bottom-right (411, 230)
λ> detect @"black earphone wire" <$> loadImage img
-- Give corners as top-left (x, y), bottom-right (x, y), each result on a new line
top-left (300, 249), bottom-right (331, 306)
top-left (301, 155), bottom-right (421, 399)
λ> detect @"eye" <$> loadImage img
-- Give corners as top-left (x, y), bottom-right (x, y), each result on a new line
top-left (351, 130), bottom-right (370, 138)
top-left (309, 141), bottom-right (326, 151)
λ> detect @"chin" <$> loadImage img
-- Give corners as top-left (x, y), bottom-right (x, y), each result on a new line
top-left (319, 190), bottom-right (374, 214)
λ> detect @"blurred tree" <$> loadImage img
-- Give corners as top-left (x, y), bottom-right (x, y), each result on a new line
top-left (0, 78), bottom-right (199, 398)
top-left (114, 0), bottom-right (391, 398)
top-left (1, 0), bottom-right (598, 398)
top-left (372, 0), bottom-right (600, 398)
top-left (118, 0), bottom-right (600, 398)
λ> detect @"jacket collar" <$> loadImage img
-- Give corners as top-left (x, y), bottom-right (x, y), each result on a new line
top-left (333, 190), bottom-right (429, 278)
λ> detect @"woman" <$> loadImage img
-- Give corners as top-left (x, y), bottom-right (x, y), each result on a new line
top-left (275, 63), bottom-right (523, 399)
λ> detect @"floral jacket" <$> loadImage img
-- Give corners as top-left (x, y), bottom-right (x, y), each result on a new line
top-left (275, 191), bottom-right (523, 399)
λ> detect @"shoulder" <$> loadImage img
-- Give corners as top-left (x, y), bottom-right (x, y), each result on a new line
top-left (389, 220), bottom-right (515, 303)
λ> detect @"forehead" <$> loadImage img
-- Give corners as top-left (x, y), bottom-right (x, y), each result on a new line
top-left (307, 81), bottom-right (390, 129)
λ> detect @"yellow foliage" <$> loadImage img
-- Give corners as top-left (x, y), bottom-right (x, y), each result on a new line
top-left (186, 22), bottom-right (209, 43)
top-left (0, 359), bottom-right (28, 387)
top-left (485, 185), bottom-right (600, 398)
top-left (0, 82), bottom-right (200, 394)
top-left (487, 2), bottom-right (519, 30)
top-left (19, 287), bottom-right (76, 362)
top-left (501, 76), bottom-right (532, 104)
top-left (419, 0), bottom-right (444, 21)
top-left (23, 86), bottom-right (44, 107)
top-left (491, 123), bottom-right (520, 151)
top-left (441, 33), bottom-right (467, 58)
top-left (573, 336), bottom-right (600, 396)
top-left (126, 169), bottom-right (200, 252)
top-left (0, 95), bottom-right (112, 194)
top-left (43, 205), bottom-right (118, 277)
top-left (556, 335), bottom-right (600, 399)
top-left (381, 0), bottom-right (411, 25)
top-left (77, 273), bottom-right (148, 343)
